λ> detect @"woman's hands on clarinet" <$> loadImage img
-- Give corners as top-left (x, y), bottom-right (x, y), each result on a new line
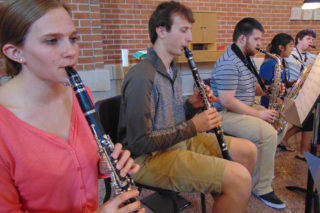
top-left (97, 143), bottom-right (144, 213)
top-left (99, 143), bottom-right (140, 177)
top-left (112, 143), bottom-right (140, 177)
top-left (95, 189), bottom-right (145, 213)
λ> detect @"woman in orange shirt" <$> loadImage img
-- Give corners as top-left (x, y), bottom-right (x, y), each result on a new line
top-left (0, 0), bottom-right (143, 212)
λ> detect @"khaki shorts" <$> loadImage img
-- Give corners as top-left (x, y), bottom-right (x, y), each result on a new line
top-left (133, 132), bottom-right (232, 194)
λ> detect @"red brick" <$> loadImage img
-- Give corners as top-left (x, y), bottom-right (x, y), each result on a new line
top-left (78, 4), bottom-right (89, 11)
top-left (78, 57), bottom-right (94, 64)
top-left (73, 12), bottom-right (90, 19)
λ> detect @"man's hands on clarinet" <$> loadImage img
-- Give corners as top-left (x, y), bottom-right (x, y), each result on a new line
top-left (97, 143), bottom-right (145, 213)
top-left (188, 85), bottom-right (219, 108)
top-left (189, 86), bottom-right (222, 133)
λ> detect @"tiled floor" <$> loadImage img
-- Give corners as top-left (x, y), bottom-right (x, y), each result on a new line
top-left (99, 133), bottom-right (316, 212)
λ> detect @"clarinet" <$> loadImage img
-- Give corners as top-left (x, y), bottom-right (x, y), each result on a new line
top-left (65, 67), bottom-right (138, 205)
top-left (184, 48), bottom-right (232, 160)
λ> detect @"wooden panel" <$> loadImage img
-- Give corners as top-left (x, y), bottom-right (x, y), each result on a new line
top-left (189, 42), bottom-right (217, 51)
top-left (174, 50), bottom-right (224, 63)
top-left (192, 12), bottom-right (216, 43)
top-left (202, 12), bottom-right (216, 42)
top-left (176, 11), bottom-right (219, 63)
top-left (191, 12), bottom-right (203, 42)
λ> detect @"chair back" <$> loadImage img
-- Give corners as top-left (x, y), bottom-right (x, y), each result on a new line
top-left (95, 95), bottom-right (121, 142)
top-left (203, 78), bottom-right (210, 86)
top-left (95, 95), bottom-right (202, 213)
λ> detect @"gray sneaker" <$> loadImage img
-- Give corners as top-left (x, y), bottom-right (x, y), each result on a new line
top-left (254, 191), bottom-right (286, 209)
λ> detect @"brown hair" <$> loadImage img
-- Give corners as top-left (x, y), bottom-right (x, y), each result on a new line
top-left (233, 17), bottom-right (264, 43)
top-left (149, 1), bottom-right (194, 44)
top-left (295, 29), bottom-right (316, 45)
top-left (0, 0), bottom-right (70, 76)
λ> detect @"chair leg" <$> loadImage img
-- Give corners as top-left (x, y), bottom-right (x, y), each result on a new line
top-left (140, 190), bottom-right (191, 212)
top-left (161, 191), bottom-right (179, 213)
top-left (201, 193), bottom-right (206, 213)
top-left (104, 178), bottom-right (112, 203)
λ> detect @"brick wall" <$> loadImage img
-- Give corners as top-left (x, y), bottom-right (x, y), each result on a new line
top-left (100, 0), bottom-right (319, 64)
top-left (68, 0), bottom-right (105, 71)
top-left (0, 0), bottom-right (319, 75)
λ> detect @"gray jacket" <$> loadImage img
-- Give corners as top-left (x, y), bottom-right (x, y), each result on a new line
top-left (118, 48), bottom-right (198, 158)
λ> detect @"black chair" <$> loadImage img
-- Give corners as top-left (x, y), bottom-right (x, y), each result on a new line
top-left (95, 95), bottom-right (206, 213)
top-left (203, 78), bottom-right (211, 86)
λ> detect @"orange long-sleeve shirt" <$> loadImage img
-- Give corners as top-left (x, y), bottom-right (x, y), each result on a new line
top-left (0, 92), bottom-right (102, 212)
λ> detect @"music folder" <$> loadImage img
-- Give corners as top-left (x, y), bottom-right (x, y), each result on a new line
top-left (283, 54), bottom-right (320, 127)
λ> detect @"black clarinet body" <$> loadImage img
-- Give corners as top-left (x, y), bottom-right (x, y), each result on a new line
top-left (184, 48), bottom-right (232, 160)
top-left (65, 67), bottom-right (137, 204)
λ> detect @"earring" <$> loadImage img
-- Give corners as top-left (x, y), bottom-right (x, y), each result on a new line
top-left (19, 58), bottom-right (24, 63)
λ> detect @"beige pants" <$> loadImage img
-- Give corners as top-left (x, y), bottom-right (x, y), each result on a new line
top-left (220, 104), bottom-right (278, 195)
top-left (133, 133), bottom-right (232, 194)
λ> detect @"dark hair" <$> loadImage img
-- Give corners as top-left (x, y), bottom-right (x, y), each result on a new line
top-left (148, 1), bottom-right (194, 44)
top-left (233, 17), bottom-right (264, 42)
top-left (267, 33), bottom-right (293, 56)
top-left (0, 0), bottom-right (70, 76)
top-left (295, 29), bottom-right (316, 45)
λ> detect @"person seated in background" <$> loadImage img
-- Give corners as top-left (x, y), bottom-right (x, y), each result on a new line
top-left (0, 1), bottom-right (143, 212)
top-left (210, 17), bottom-right (286, 209)
top-left (258, 33), bottom-right (295, 151)
top-left (285, 29), bottom-right (316, 85)
top-left (280, 29), bottom-right (317, 161)
top-left (259, 33), bottom-right (294, 108)
top-left (118, 1), bottom-right (257, 212)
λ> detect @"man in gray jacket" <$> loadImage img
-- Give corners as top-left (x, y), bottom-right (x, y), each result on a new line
top-left (118, 1), bottom-right (257, 212)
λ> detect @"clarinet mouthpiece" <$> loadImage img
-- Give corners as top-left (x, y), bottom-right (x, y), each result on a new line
top-left (184, 47), bottom-right (192, 57)
top-left (65, 66), bottom-right (76, 73)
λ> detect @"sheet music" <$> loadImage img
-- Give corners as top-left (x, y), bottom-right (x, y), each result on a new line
top-left (294, 54), bottom-right (320, 124)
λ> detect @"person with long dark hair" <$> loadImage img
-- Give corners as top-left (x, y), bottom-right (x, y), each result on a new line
top-left (259, 33), bottom-right (294, 109)
top-left (259, 33), bottom-right (295, 152)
